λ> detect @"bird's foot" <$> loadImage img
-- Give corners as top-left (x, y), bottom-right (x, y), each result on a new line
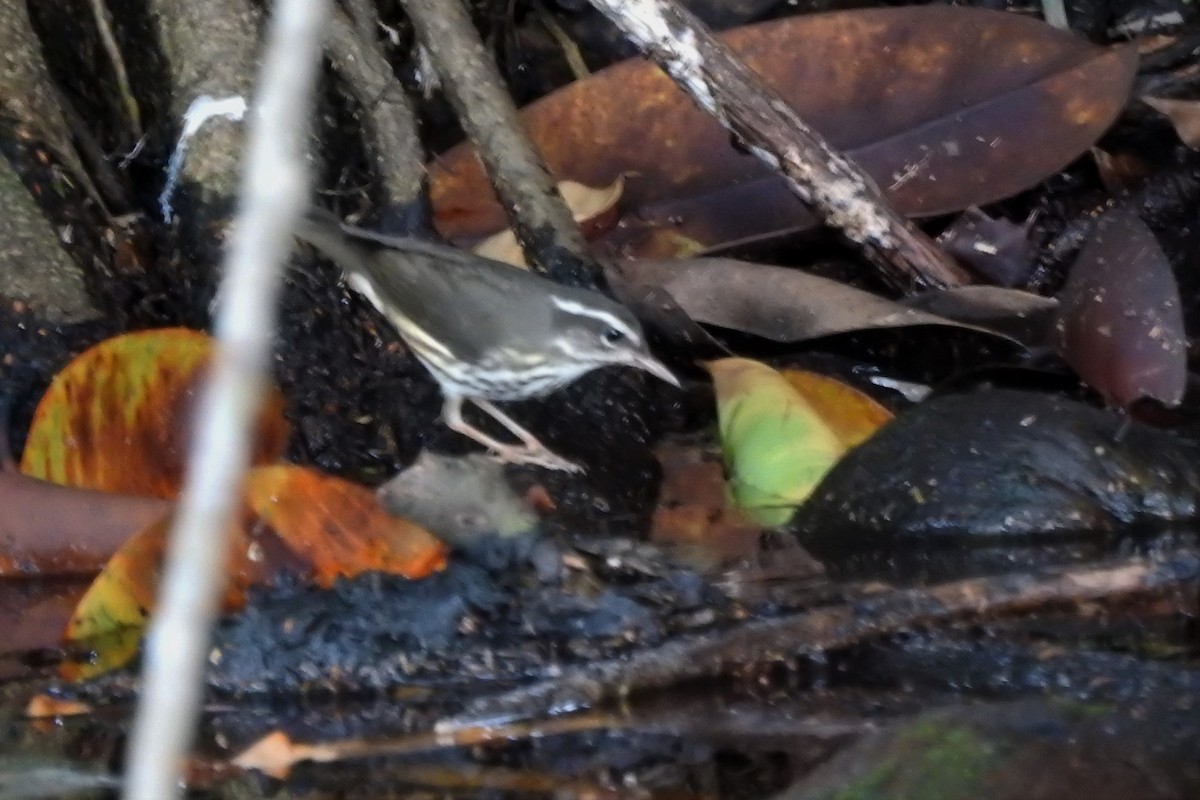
top-left (488, 443), bottom-right (584, 473)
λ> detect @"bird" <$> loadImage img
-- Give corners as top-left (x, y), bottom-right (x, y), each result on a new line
top-left (292, 213), bottom-right (679, 472)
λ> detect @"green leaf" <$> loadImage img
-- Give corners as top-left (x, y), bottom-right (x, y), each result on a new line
top-left (708, 358), bottom-right (847, 526)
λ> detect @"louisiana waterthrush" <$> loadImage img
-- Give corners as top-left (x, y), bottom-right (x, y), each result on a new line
top-left (293, 214), bottom-right (679, 472)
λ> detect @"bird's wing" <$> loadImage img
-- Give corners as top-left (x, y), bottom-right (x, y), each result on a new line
top-left (295, 215), bottom-right (549, 363)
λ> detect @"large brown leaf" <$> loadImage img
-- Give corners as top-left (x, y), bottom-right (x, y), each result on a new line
top-left (611, 257), bottom-right (1048, 346)
top-left (430, 6), bottom-right (1137, 254)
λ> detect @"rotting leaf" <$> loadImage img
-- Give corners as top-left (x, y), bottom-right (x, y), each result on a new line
top-left (937, 208), bottom-right (1036, 287)
top-left (651, 443), bottom-right (763, 563)
top-left (62, 465), bottom-right (447, 678)
top-left (901, 286), bottom-right (1060, 346)
top-left (708, 359), bottom-right (848, 527)
top-left (1055, 207), bottom-right (1187, 409)
top-left (20, 328), bottom-right (289, 499)
top-left (431, 6), bottom-right (1137, 254)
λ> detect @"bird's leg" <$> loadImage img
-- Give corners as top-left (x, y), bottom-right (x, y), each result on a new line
top-left (441, 395), bottom-right (583, 473)
top-left (470, 398), bottom-right (585, 473)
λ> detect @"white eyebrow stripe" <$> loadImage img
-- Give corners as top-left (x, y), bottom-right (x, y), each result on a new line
top-left (550, 295), bottom-right (640, 341)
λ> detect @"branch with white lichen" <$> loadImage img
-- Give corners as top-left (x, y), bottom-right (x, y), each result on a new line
top-left (588, 0), bottom-right (972, 292)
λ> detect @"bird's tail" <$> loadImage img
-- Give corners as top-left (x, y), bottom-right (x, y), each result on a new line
top-left (292, 209), bottom-right (378, 276)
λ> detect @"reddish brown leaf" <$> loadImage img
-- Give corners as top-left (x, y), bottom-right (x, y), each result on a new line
top-left (1056, 208), bottom-right (1187, 408)
top-left (651, 443), bottom-right (762, 562)
top-left (431, 6), bottom-right (1136, 255)
top-left (0, 471), bottom-right (170, 576)
top-left (0, 579), bottom-right (90, 667)
top-left (20, 328), bottom-right (289, 498)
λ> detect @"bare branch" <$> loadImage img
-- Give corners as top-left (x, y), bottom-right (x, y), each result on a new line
top-left (439, 549), bottom-right (1200, 728)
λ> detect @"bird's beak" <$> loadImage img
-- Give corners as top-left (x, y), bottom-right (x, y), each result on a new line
top-left (632, 352), bottom-right (681, 388)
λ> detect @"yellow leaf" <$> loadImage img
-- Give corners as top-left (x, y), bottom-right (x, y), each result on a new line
top-left (781, 369), bottom-right (893, 448)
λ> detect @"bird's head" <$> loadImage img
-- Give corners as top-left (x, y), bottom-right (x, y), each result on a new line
top-left (547, 294), bottom-right (680, 387)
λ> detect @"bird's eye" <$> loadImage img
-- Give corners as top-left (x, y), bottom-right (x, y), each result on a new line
top-left (602, 327), bottom-right (625, 345)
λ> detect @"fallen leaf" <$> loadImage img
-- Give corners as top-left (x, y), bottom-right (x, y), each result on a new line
top-left (0, 471), bottom-right (170, 576)
top-left (708, 358), bottom-right (848, 526)
top-left (780, 370), bottom-right (893, 449)
top-left (61, 515), bottom-right (175, 679)
top-left (432, 7), bottom-right (1137, 255)
top-left (1091, 146), bottom-right (1151, 192)
top-left (612, 257), bottom-right (1030, 346)
top-left (233, 731), bottom-right (323, 779)
top-left (62, 465), bottom-right (447, 678)
top-left (20, 328), bottom-right (289, 498)
top-left (900, 286), bottom-right (1060, 346)
top-left (1055, 207), bottom-right (1187, 408)
top-left (937, 208), bottom-right (1036, 287)
top-left (24, 694), bottom-right (93, 720)
top-left (1143, 95), bottom-right (1200, 148)
top-left (245, 464), bottom-right (448, 586)
top-left (651, 442), bottom-right (763, 562)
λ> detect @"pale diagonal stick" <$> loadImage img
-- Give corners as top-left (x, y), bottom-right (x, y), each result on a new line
top-left (121, 1), bottom-right (329, 797)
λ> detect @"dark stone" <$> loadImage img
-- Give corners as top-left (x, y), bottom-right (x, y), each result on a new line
top-left (792, 389), bottom-right (1200, 545)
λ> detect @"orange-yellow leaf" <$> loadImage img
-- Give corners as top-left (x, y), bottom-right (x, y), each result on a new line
top-left (62, 466), bottom-right (447, 679)
top-left (20, 328), bottom-right (289, 498)
top-left (25, 694), bottom-right (93, 720)
top-left (243, 464), bottom-right (447, 585)
top-left (61, 516), bottom-right (174, 680)
top-left (781, 369), bottom-right (893, 449)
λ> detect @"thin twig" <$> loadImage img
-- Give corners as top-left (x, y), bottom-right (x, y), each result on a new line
top-left (437, 549), bottom-right (1200, 728)
top-left (120, 1), bottom-right (328, 797)
top-left (587, 0), bottom-right (971, 292)
top-left (400, 0), bottom-right (603, 288)
top-left (85, 0), bottom-right (142, 137)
